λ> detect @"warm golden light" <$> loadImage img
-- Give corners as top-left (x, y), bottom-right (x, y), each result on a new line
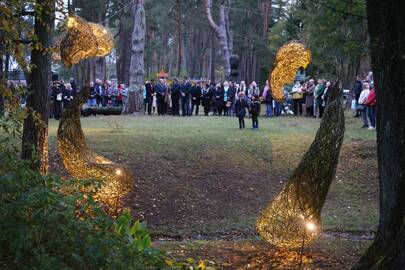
top-left (257, 82), bottom-right (345, 250)
top-left (306, 222), bottom-right (316, 232)
top-left (256, 190), bottom-right (321, 249)
top-left (60, 15), bottom-right (114, 67)
top-left (269, 41), bottom-right (311, 102)
top-left (57, 86), bottom-right (132, 215)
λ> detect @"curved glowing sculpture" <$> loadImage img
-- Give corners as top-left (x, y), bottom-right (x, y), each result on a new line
top-left (257, 82), bottom-right (345, 248)
top-left (57, 86), bottom-right (132, 214)
top-left (270, 42), bottom-right (311, 102)
top-left (60, 16), bottom-right (114, 67)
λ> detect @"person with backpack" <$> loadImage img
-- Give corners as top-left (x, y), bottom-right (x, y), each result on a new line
top-left (250, 95), bottom-right (261, 130)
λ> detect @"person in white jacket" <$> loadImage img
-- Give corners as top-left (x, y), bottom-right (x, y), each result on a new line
top-left (358, 82), bottom-right (370, 128)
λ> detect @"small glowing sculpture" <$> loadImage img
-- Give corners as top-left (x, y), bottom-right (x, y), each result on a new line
top-left (270, 42), bottom-right (311, 102)
top-left (57, 85), bottom-right (132, 214)
top-left (60, 15), bottom-right (114, 67)
top-left (257, 82), bottom-right (345, 248)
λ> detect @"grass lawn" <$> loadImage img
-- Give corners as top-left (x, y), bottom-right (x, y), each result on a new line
top-left (48, 111), bottom-right (378, 268)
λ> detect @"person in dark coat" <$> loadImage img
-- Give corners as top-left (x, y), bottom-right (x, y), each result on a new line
top-left (202, 82), bottom-right (214, 116)
top-left (352, 75), bottom-right (363, 117)
top-left (249, 95), bottom-right (261, 129)
top-left (235, 92), bottom-right (248, 129)
top-left (145, 80), bottom-right (155, 115)
top-left (62, 83), bottom-right (74, 110)
top-left (87, 81), bottom-right (97, 107)
top-left (191, 81), bottom-right (202, 116)
top-left (214, 84), bottom-right (224, 116)
top-left (305, 79), bottom-right (316, 117)
top-left (154, 78), bottom-right (167, 115)
top-left (51, 81), bottom-right (63, 120)
top-left (171, 78), bottom-right (181, 116)
top-left (69, 78), bottom-right (77, 96)
top-left (227, 82), bottom-right (237, 116)
top-left (180, 77), bottom-right (192, 116)
top-left (95, 79), bottom-right (103, 107)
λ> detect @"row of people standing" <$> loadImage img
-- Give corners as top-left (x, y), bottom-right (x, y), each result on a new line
top-left (88, 79), bottom-right (128, 108)
top-left (49, 78), bottom-right (77, 120)
top-left (144, 77), bottom-right (272, 117)
top-left (290, 79), bottom-right (332, 118)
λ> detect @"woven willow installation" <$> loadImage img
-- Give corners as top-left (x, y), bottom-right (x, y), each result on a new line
top-left (270, 41), bottom-right (311, 102)
top-left (257, 82), bottom-right (345, 248)
top-left (60, 16), bottom-right (114, 67)
top-left (57, 86), bottom-right (132, 214)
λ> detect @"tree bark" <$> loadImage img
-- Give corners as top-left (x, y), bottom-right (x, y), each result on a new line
top-left (21, 0), bottom-right (54, 173)
top-left (352, 1), bottom-right (405, 269)
top-left (176, 0), bottom-right (183, 77)
top-left (125, 0), bottom-right (145, 114)
top-left (204, 0), bottom-right (232, 79)
top-left (117, 0), bottom-right (133, 86)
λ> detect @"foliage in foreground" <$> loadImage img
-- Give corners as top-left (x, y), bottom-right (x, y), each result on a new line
top-left (0, 149), bottom-right (206, 270)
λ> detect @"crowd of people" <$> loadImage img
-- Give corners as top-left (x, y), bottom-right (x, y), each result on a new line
top-left (49, 78), bottom-right (128, 120)
top-left (46, 72), bottom-right (376, 130)
top-left (351, 72), bottom-right (377, 129)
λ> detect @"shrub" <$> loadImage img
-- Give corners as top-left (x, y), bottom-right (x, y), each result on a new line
top-left (0, 152), bottom-right (205, 269)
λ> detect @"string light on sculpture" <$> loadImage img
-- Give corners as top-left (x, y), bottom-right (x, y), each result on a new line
top-left (57, 85), bottom-right (132, 215)
top-left (59, 15), bottom-right (114, 67)
top-left (257, 80), bottom-right (345, 249)
top-left (269, 41), bottom-right (311, 102)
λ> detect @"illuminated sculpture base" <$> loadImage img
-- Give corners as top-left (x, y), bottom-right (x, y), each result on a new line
top-left (257, 82), bottom-right (345, 249)
top-left (57, 86), bottom-right (132, 214)
top-left (270, 41), bottom-right (311, 102)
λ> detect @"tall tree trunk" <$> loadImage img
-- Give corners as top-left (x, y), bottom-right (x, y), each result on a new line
top-left (210, 32), bottom-right (216, 82)
top-left (353, 0), bottom-right (405, 269)
top-left (117, 0), bottom-right (133, 86)
top-left (125, 0), bottom-right (145, 114)
top-left (204, 0), bottom-right (231, 79)
top-left (21, 0), bottom-right (54, 173)
top-left (176, 0), bottom-right (183, 77)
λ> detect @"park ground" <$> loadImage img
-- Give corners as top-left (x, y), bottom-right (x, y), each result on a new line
top-left (49, 111), bottom-right (378, 269)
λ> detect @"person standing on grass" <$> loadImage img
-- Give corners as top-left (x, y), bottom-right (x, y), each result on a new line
top-left (222, 81), bottom-right (230, 116)
top-left (154, 77), bottom-right (167, 115)
top-left (62, 83), bottom-right (74, 109)
top-left (228, 81), bottom-right (237, 116)
top-left (51, 80), bottom-right (63, 120)
top-left (292, 81), bottom-right (304, 116)
top-left (315, 79), bottom-right (326, 118)
top-left (305, 79), bottom-right (316, 117)
top-left (215, 83), bottom-right (224, 116)
top-left (262, 80), bottom-right (273, 117)
top-left (202, 82), bottom-right (214, 116)
top-left (171, 78), bottom-right (181, 116)
top-left (116, 84), bottom-right (124, 107)
top-left (250, 95), bottom-right (261, 130)
top-left (358, 82), bottom-right (371, 128)
top-left (145, 80), bottom-right (154, 115)
top-left (180, 77), bottom-right (192, 116)
top-left (365, 83), bottom-right (376, 129)
top-left (235, 92), bottom-right (248, 129)
top-left (191, 80), bottom-right (202, 116)
top-left (352, 75), bottom-right (363, 117)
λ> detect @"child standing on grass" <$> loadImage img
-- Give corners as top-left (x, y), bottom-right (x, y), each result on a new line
top-left (250, 95), bottom-right (261, 130)
top-left (235, 92), bottom-right (248, 129)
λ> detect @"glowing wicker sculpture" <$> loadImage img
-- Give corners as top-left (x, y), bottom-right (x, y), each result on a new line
top-left (270, 42), bottom-right (311, 102)
top-left (57, 86), bottom-right (132, 214)
top-left (257, 82), bottom-right (345, 248)
top-left (60, 16), bottom-right (114, 67)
